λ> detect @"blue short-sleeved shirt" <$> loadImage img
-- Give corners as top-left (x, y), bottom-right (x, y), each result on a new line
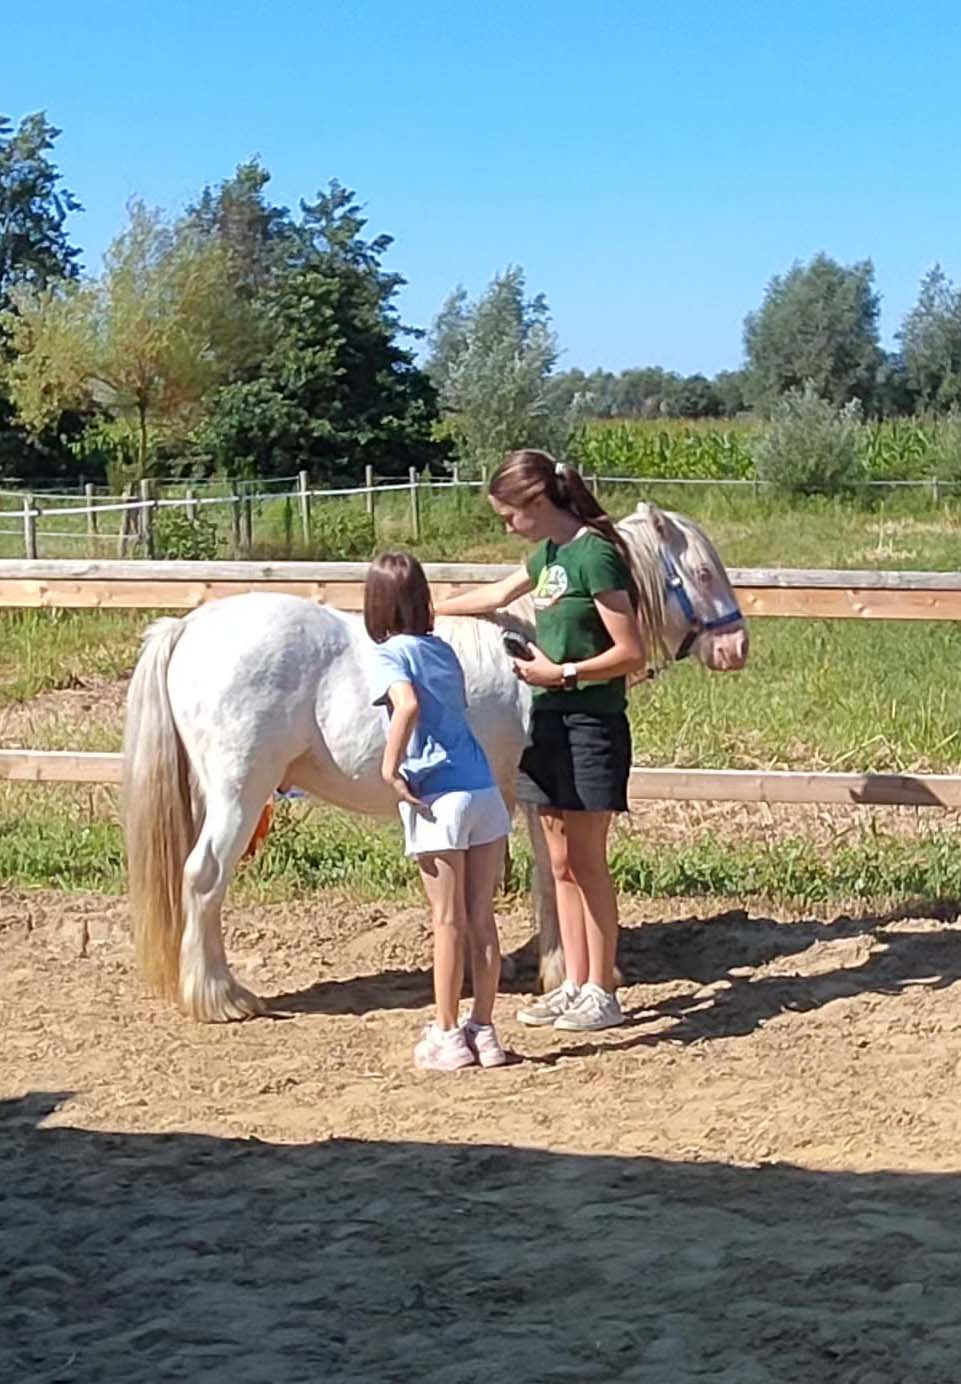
top-left (367, 633), bottom-right (495, 796)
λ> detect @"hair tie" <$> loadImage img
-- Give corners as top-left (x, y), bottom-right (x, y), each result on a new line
top-left (554, 460), bottom-right (567, 477)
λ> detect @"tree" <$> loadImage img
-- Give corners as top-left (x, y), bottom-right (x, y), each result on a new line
top-left (4, 201), bottom-right (246, 472)
top-left (427, 266), bottom-right (577, 475)
top-left (712, 369), bottom-right (750, 417)
top-left (199, 180), bottom-right (442, 480)
top-left (664, 374), bottom-right (722, 419)
top-left (898, 265), bottom-right (961, 411)
top-left (744, 253), bottom-right (883, 412)
top-left (0, 112), bottom-right (83, 479)
top-left (0, 112), bottom-right (81, 309)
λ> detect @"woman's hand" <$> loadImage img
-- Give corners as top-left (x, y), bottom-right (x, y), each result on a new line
top-left (511, 643), bottom-right (562, 689)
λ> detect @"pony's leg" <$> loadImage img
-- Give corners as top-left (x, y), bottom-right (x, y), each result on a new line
top-left (522, 802), bottom-right (565, 992)
top-left (179, 786), bottom-right (267, 1022)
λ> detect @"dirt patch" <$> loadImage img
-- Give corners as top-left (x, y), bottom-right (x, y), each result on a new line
top-left (0, 675), bottom-right (128, 749)
top-left (4, 887), bottom-right (961, 1380)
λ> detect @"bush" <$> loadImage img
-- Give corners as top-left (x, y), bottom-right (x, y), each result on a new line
top-left (752, 385), bottom-right (865, 497)
top-left (308, 499), bottom-right (375, 559)
top-left (153, 507), bottom-right (219, 560)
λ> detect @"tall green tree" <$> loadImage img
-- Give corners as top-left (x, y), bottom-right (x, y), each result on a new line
top-left (898, 265), bottom-right (961, 410)
top-left (4, 201), bottom-right (246, 472)
top-left (0, 112), bottom-right (83, 479)
top-left (744, 253), bottom-right (883, 412)
top-left (199, 180), bottom-right (441, 480)
top-left (427, 266), bottom-right (577, 475)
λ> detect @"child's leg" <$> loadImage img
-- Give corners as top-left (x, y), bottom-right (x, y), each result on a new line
top-left (463, 836), bottom-right (506, 1026)
top-left (417, 850), bottom-right (467, 1030)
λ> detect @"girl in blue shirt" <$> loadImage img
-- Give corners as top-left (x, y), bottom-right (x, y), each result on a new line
top-left (365, 551), bottom-right (511, 1072)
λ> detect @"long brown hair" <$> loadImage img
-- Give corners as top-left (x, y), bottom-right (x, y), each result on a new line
top-left (489, 449), bottom-right (640, 608)
top-left (363, 550), bottom-right (434, 643)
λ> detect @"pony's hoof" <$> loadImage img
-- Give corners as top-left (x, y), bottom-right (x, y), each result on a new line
top-left (180, 972), bottom-right (265, 1023)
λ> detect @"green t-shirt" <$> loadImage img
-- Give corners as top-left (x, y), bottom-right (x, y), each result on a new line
top-left (525, 531), bottom-right (632, 713)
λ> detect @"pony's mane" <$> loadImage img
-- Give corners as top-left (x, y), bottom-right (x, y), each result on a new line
top-left (665, 507), bottom-right (732, 584)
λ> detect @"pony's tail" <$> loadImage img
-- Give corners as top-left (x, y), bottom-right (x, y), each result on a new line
top-left (122, 617), bottom-right (196, 1001)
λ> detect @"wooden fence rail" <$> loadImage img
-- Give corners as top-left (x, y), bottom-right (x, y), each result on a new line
top-left (2, 560), bottom-right (960, 810)
top-left (2, 559), bottom-right (961, 620)
top-left (2, 751), bottom-right (960, 809)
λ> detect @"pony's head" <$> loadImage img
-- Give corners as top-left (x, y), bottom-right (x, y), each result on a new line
top-left (617, 502), bottom-right (749, 674)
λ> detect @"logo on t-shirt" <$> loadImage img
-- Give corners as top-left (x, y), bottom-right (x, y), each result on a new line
top-left (533, 563), bottom-right (569, 608)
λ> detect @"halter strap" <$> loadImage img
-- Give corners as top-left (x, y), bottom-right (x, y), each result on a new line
top-left (661, 551), bottom-right (743, 663)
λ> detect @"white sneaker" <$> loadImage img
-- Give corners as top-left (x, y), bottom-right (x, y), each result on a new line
top-left (516, 980), bottom-right (581, 1027)
top-left (553, 983), bottom-right (624, 1031)
top-left (463, 1020), bottom-right (508, 1068)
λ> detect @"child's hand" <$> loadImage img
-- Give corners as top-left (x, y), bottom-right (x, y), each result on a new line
top-left (384, 772), bottom-right (429, 813)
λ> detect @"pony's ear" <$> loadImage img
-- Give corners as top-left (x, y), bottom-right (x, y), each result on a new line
top-left (648, 504), bottom-right (668, 539)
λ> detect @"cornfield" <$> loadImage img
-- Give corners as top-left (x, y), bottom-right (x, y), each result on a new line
top-left (569, 416), bottom-right (961, 484)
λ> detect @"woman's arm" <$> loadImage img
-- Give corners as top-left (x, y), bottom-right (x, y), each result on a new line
top-left (512, 590), bottom-right (647, 689)
top-left (380, 680), bottom-right (425, 807)
top-left (434, 564), bottom-right (533, 618)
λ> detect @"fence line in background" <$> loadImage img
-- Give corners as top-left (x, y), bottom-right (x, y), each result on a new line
top-left (1, 467), bottom-right (960, 559)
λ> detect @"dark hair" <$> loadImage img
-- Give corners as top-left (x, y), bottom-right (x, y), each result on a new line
top-left (364, 550), bottom-right (434, 643)
top-left (489, 449), bottom-right (639, 608)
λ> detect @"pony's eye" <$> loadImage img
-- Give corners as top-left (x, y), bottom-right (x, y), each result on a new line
top-left (697, 566), bottom-right (713, 585)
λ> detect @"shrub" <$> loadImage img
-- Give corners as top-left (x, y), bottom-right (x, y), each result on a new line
top-left (752, 384), bottom-right (866, 497)
top-left (153, 507), bottom-right (219, 560)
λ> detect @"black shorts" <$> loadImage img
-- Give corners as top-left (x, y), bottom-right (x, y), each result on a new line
top-left (517, 711), bottom-right (631, 813)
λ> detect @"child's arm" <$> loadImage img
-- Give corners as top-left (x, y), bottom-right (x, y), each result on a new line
top-left (380, 679), bottom-right (425, 809)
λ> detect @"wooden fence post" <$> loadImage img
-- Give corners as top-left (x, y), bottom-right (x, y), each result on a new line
top-left (452, 462), bottom-right (460, 487)
top-left (84, 483), bottom-right (97, 554)
top-left (365, 464), bottom-right (374, 517)
top-left (298, 470), bottom-right (311, 543)
top-left (139, 478), bottom-right (154, 558)
top-left (480, 464), bottom-right (488, 487)
top-left (186, 487), bottom-right (198, 523)
top-left (117, 484), bottom-right (132, 557)
top-left (231, 485), bottom-right (242, 556)
top-left (409, 466), bottom-right (420, 541)
top-left (242, 488), bottom-right (253, 553)
top-left (23, 493), bottom-right (37, 559)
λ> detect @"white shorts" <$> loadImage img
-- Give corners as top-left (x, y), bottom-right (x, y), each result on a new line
top-left (399, 785), bottom-right (512, 858)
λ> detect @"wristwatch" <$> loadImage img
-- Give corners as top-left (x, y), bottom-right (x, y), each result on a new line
top-left (561, 663), bottom-right (579, 692)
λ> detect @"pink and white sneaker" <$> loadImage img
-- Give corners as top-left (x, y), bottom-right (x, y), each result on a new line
top-left (463, 1020), bottom-right (508, 1068)
top-left (414, 1023), bottom-right (475, 1072)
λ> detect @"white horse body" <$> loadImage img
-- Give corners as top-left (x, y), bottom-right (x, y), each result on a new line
top-left (123, 503), bottom-right (748, 1022)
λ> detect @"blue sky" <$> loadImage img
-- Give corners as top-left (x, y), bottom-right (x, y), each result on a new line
top-left (3, 1), bottom-right (960, 376)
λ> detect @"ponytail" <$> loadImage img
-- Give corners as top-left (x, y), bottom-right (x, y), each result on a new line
top-left (489, 449), bottom-right (640, 610)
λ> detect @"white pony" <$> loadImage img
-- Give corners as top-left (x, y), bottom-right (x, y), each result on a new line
top-left (122, 502), bottom-right (748, 1022)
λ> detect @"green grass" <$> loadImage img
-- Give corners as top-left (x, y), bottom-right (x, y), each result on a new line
top-left (1, 790), bottom-right (959, 911)
top-left (0, 608), bottom-right (148, 702)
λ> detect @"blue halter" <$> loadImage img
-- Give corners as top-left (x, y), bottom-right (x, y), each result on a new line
top-left (662, 550), bottom-right (743, 662)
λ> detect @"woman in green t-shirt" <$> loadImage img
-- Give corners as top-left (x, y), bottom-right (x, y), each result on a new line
top-left (434, 448), bottom-right (647, 1033)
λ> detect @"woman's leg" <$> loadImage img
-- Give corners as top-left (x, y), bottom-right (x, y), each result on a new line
top-left (463, 836), bottom-right (505, 1025)
top-left (417, 850), bottom-right (467, 1030)
top-left (564, 810), bottom-right (618, 992)
top-left (539, 809), bottom-right (589, 987)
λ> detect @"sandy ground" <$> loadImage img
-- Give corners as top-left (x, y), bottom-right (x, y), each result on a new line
top-left (4, 886), bottom-right (961, 1382)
